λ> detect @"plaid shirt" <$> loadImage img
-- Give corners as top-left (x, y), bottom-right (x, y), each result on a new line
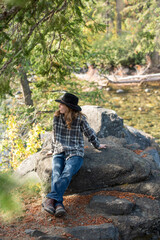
top-left (51, 114), bottom-right (100, 159)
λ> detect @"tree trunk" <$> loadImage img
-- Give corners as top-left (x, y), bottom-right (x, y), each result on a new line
top-left (105, 0), bottom-right (110, 33)
top-left (150, 51), bottom-right (160, 68)
top-left (20, 68), bottom-right (33, 106)
top-left (116, 0), bottom-right (124, 35)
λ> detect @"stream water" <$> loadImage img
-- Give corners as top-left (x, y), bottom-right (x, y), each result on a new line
top-left (101, 85), bottom-right (160, 144)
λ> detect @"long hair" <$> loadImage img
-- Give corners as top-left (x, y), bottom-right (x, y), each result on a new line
top-left (55, 107), bottom-right (84, 129)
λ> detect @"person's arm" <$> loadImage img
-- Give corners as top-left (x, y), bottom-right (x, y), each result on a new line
top-left (46, 138), bottom-right (54, 155)
top-left (47, 117), bottom-right (56, 155)
top-left (81, 116), bottom-right (107, 149)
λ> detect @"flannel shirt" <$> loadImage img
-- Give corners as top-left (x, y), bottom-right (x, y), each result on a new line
top-left (51, 114), bottom-right (100, 160)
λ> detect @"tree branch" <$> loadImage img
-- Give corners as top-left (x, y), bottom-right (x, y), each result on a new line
top-left (0, 49), bottom-right (22, 75)
top-left (57, 33), bottom-right (62, 51)
top-left (0, 0), bottom-right (68, 76)
top-left (0, 6), bottom-right (20, 22)
top-left (49, 32), bottom-right (56, 51)
top-left (25, 0), bottom-right (68, 42)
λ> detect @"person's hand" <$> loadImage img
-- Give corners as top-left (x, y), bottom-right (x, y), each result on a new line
top-left (47, 151), bottom-right (53, 156)
top-left (98, 144), bottom-right (107, 149)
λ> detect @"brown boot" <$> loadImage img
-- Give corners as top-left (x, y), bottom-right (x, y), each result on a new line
top-left (42, 198), bottom-right (55, 215)
top-left (55, 204), bottom-right (66, 217)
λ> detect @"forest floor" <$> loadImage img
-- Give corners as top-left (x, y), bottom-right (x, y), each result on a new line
top-left (0, 191), bottom-right (110, 239)
top-left (0, 188), bottom-right (156, 240)
top-left (0, 190), bottom-right (113, 240)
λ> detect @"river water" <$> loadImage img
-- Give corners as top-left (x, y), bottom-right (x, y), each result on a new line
top-left (90, 84), bottom-right (160, 144)
top-left (104, 86), bottom-right (160, 143)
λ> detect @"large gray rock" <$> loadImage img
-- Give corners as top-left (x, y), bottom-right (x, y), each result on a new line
top-left (66, 224), bottom-right (119, 240)
top-left (81, 106), bottom-right (124, 138)
top-left (89, 195), bottom-right (135, 215)
top-left (88, 195), bottom-right (160, 240)
top-left (16, 134), bottom-right (159, 198)
top-left (81, 105), bottom-right (157, 150)
top-left (124, 125), bottom-right (154, 150)
top-left (14, 152), bottom-right (41, 183)
top-left (66, 138), bottom-right (151, 194)
top-left (36, 224), bottom-right (119, 240)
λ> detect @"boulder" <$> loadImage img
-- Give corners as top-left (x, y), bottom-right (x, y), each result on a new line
top-left (81, 105), bottom-right (155, 149)
top-left (16, 134), bottom-right (160, 198)
top-left (14, 152), bottom-right (41, 183)
top-left (89, 195), bottom-right (135, 215)
top-left (66, 224), bottom-right (119, 240)
top-left (65, 138), bottom-right (151, 194)
top-left (88, 195), bottom-right (160, 240)
top-left (123, 125), bottom-right (154, 150)
top-left (15, 106), bottom-right (160, 197)
top-left (35, 224), bottom-right (119, 240)
top-left (81, 106), bottom-right (124, 138)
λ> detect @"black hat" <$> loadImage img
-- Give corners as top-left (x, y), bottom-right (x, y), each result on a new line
top-left (55, 92), bottom-right (81, 111)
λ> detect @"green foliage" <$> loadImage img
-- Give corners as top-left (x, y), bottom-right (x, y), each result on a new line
top-left (83, 0), bottom-right (160, 70)
top-left (18, 180), bottom-right (42, 197)
top-left (1, 0), bottom-right (159, 101)
top-left (0, 114), bottom-right (44, 170)
top-left (86, 32), bottom-right (146, 70)
top-left (0, 172), bottom-right (22, 220)
top-left (122, 0), bottom-right (160, 53)
top-left (0, 171), bottom-right (42, 221)
top-left (0, 0), bottom-right (99, 99)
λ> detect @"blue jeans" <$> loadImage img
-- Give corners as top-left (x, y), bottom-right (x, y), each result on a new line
top-left (46, 153), bottom-right (83, 205)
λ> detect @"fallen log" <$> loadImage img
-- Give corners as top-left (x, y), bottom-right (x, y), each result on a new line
top-left (103, 73), bottom-right (160, 85)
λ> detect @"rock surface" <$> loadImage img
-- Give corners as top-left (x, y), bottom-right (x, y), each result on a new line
top-left (16, 133), bottom-right (160, 198)
top-left (81, 105), bottom-right (156, 149)
top-left (108, 196), bottom-right (160, 240)
top-left (32, 223), bottom-right (119, 240)
top-left (23, 193), bottom-right (160, 240)
top-left (15, 105), bottom-right (160, 240)
top-left (89, 195), bottom-right (135, 215)
top-left (67, 223), bottom-right (119, 240)
top-left (81, 106), bottom-right (124, 138)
